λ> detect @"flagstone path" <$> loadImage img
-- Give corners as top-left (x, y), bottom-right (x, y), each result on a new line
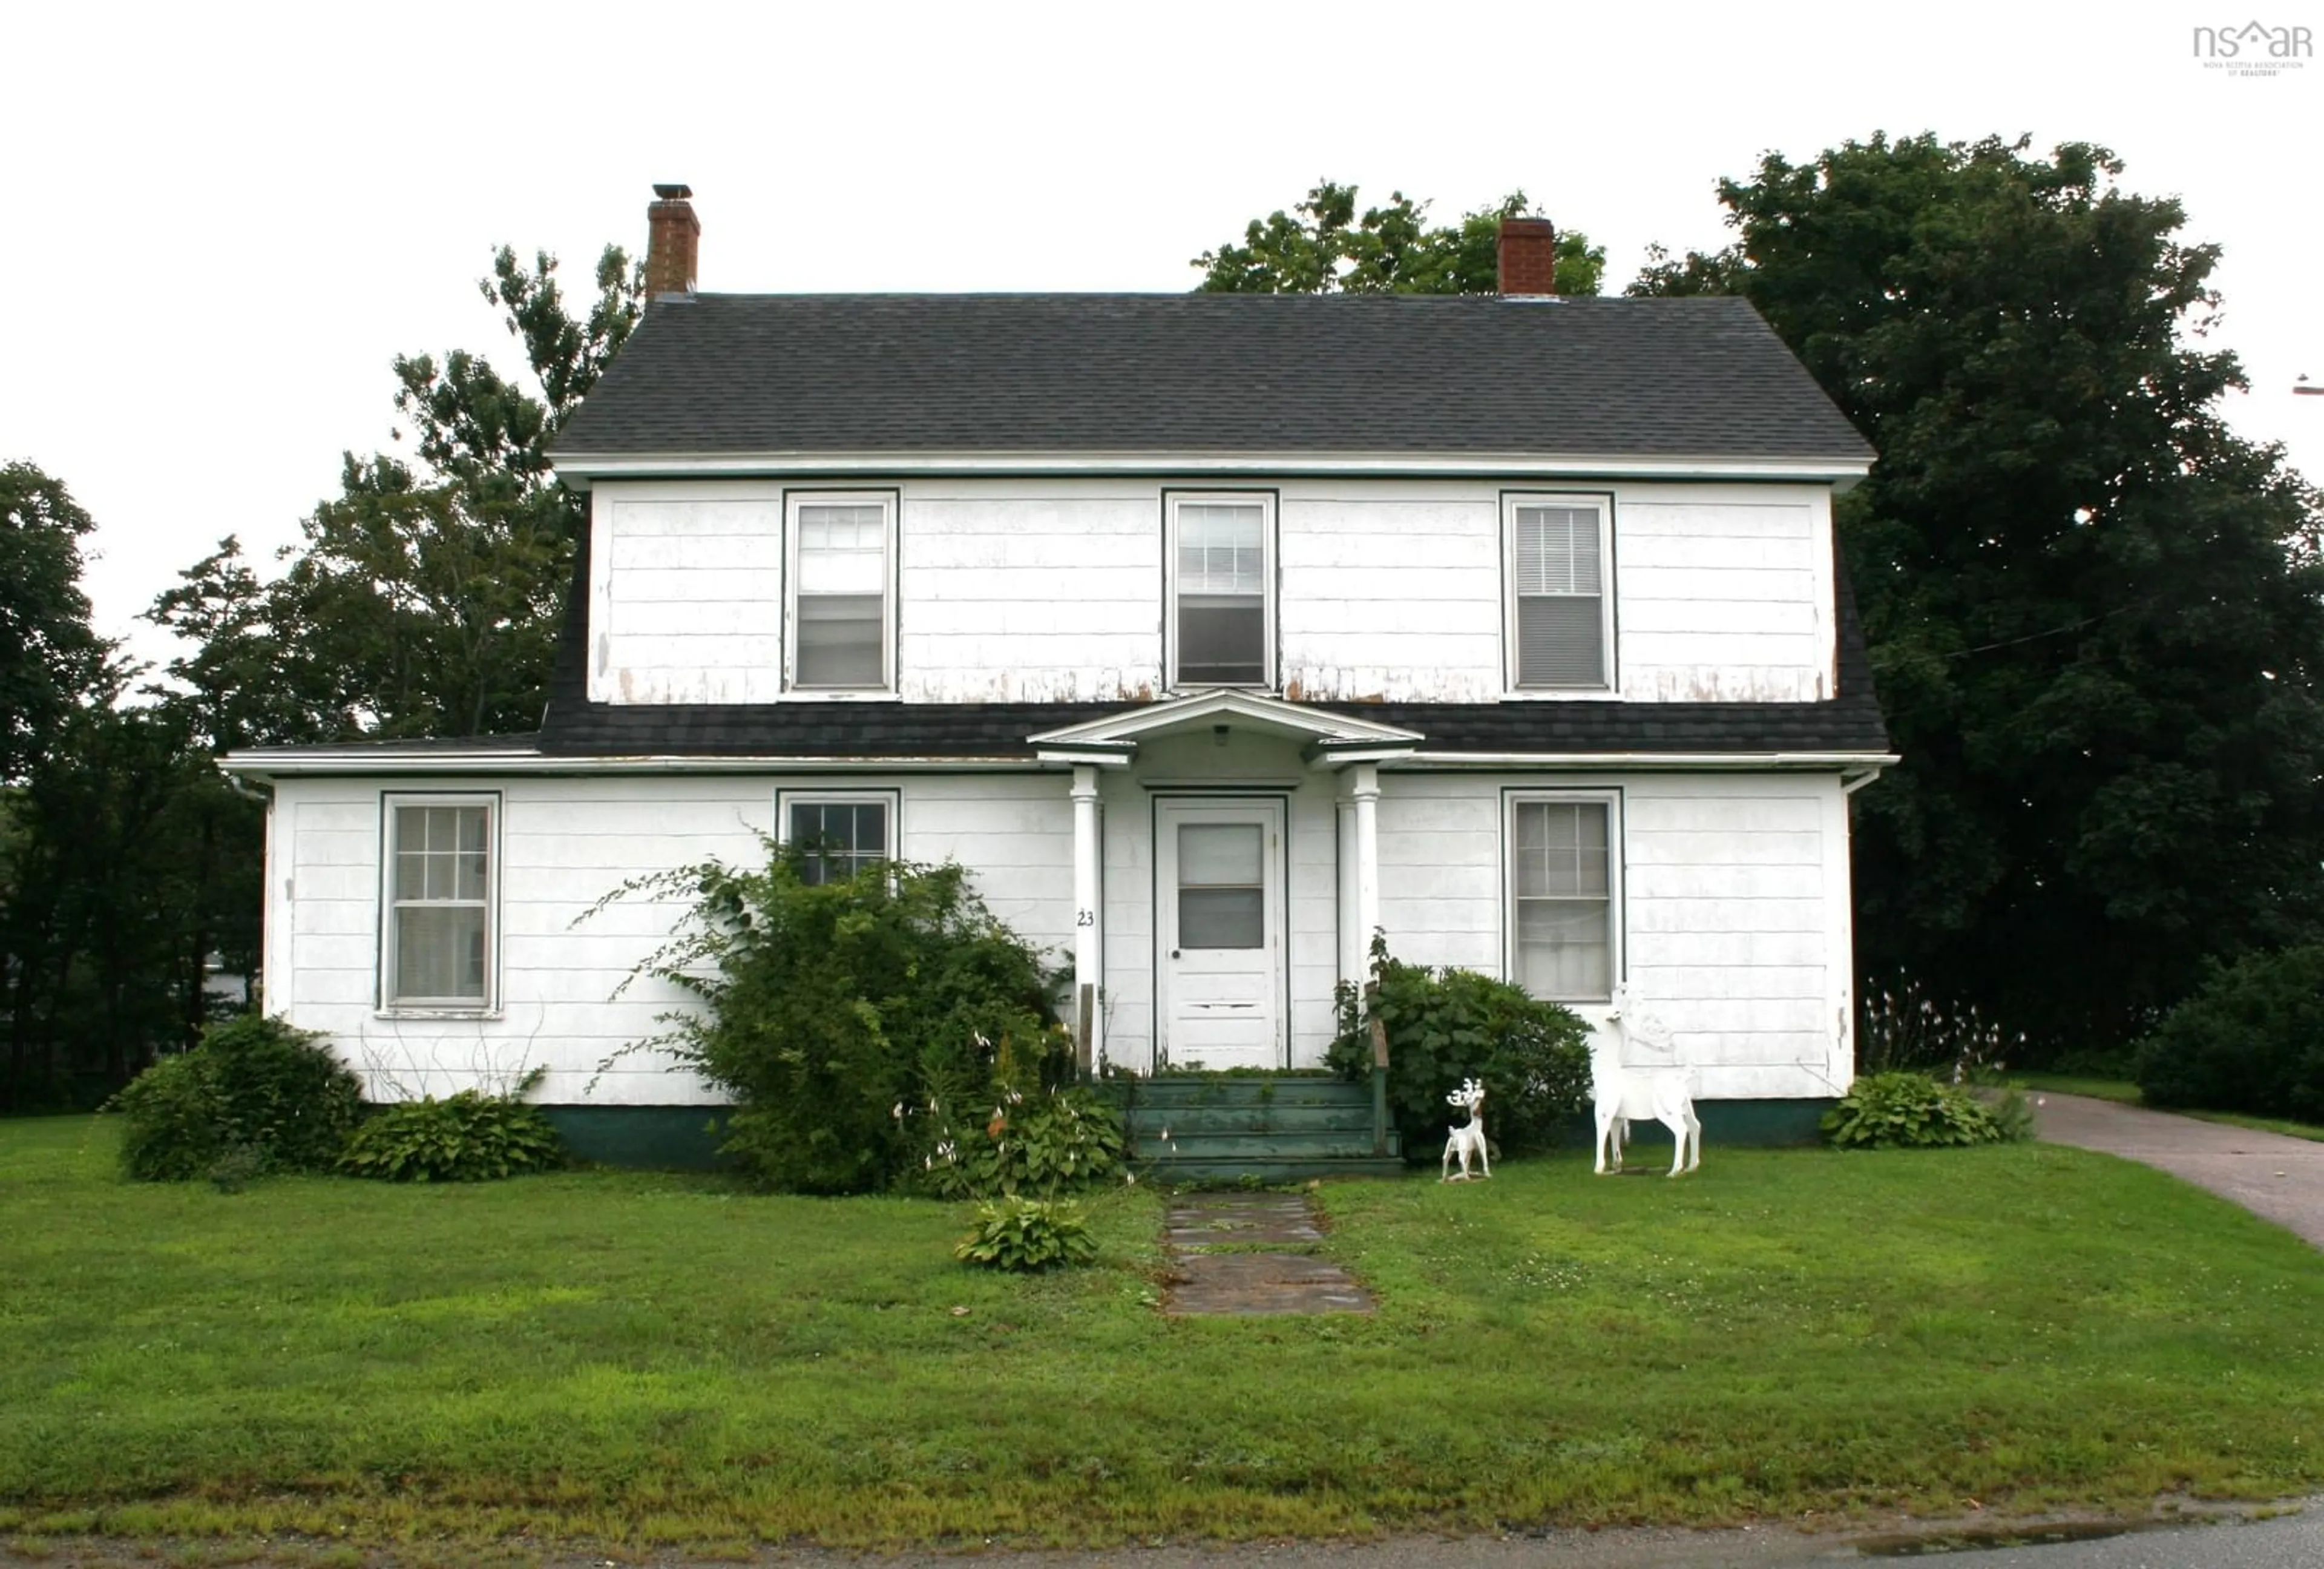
top-left (1160, 1191), bottom-right (1376, 1315)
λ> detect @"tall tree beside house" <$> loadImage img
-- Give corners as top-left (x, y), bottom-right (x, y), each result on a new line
top-left (1194, 181), bottom-right (1607, 296)
top-left (0, 464), bottom-right (257, 1108)
top-left (151, 244), bottom-right (645, 743)
top-left (0, 462), bottom-right (112, 784)
top-left (1633, 133), bottom-right (2324, 1056)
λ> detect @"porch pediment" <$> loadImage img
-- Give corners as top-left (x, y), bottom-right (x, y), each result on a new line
top-left (1028, 690), bottom-right (1422, 766)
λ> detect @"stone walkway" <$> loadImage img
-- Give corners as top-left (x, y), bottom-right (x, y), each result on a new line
top-left (1161, 1192), bottom-right (1376, 1315)
top-left (2033, 1091), bottom-right (2324, 1249)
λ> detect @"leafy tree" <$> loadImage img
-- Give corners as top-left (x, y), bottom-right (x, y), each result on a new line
top-left (1633, 134), bottom-right (2324, 1054)
top-left (151, 245), bottom-right (644, 743)
top-left (0, 464), bottom-right (111, 783)
top-left (1194, 180), bottom-right (1605, 296)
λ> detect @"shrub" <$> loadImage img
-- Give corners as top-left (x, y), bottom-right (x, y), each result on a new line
top-left (1823, 1071), bottom-right (2007, 1148)
top-left (113, 1053), bottom-right (223, 1181)
top-left (109, 1015), bottom-right (361, 1181)
top-left (2135, 946), bottom-right (2324, 1120)
top-left (916, 1079), bottom-right (1126, 1200)
top-left (338, 1083), bottom-right (566, 1182)
top-left (954, 1196), bottom-right (1098, 1271)
top-left (1325, 938), bottom-right (1592, 1160)
top-left (591, 842), bottom-right (1064, 1193)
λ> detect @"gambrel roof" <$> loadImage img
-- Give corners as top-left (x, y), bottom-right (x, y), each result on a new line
top-left (550, 294), bottom-right (1875, 470)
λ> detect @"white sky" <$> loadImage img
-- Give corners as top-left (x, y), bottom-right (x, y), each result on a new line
top-left (5, 1), bottom-right (2318, 672)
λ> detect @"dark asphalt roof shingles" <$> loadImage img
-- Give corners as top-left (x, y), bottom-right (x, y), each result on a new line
top-left (551, 293), bottom-right (1875, 464)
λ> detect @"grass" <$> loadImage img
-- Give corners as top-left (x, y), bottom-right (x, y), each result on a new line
top-left (2011, 1074), bottom-right (2324, 1142)
top-left (2, 1117), bottom-right (2322, 1550)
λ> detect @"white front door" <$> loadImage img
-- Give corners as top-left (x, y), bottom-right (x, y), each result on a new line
top-left (1155, 799), bottom-right (1285, 1071)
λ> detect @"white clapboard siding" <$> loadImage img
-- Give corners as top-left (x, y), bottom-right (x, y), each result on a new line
top-left (1616, 489), bottom-right (1832, 702)
top-left (899, 487), bottom-right (1162, 702)
top-left (580, 478), bottom-right (1839, 708)
top-left (587, 485), bottom-right (786, 705)
top-left (1279, 487), bottom-right (1503, 702)
top-left (270, 762), bottom-right (1855, 1104)
top-left (1374, 773), bottom-right (1852, 1099)
top-left (273, 775), bottom-right (1078, 1105)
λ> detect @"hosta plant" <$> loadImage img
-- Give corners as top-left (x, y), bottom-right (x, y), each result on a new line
top-left (1822, 1071), bottom-right (2007, 1149)
top-left (337, 1083), bottom-right (566, 1182)
top-left (954, 1196), bottom-right (1098, 1272)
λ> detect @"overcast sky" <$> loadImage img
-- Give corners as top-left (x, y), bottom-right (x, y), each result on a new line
top-left (5, 1), bottom-right (2318, 672)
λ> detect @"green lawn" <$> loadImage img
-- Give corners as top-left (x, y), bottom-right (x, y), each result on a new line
top-left (3, 1116), bottom-right (2322, 1550)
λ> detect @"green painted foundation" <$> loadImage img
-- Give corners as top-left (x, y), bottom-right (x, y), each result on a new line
top-left (1555, 1097), bottom-right (1834, 1151)
top-left (537, 1095), bottom-right (1836, 1173)
top-left (540, 1106), bottom-right (730, 1171)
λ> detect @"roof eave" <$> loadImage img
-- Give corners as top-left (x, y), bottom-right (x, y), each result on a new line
top-left (546, 449), bottom-right (1876, 488)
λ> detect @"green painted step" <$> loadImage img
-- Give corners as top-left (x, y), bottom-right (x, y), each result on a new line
top-left (1123, 1104), bottom-right (1385, 1135)
top-left (1111, 1076), bottom-right (1372, 1108)
top-left (1130, 1130), bottom-right (1400, 1160)
top-left (1097, 1075), bottom-right (1404, 1182)
top-left (1137, 1156), bottom-right (1408, 1183)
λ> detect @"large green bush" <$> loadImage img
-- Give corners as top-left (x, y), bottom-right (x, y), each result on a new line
top-left (595, 843), bottom-right (1067, 1193)
top-left (109, 1015), bottom-right (361, 1180)
top-left (1325, 939), bottom-right (1592, 1160)
top-left (2135, 946), bottom-right (2324, 1120)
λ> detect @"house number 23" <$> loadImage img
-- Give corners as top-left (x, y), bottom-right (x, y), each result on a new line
top-left (1076, 909), bottom-right (1095, 926)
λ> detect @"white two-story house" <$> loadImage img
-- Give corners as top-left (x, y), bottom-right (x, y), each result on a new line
top-left (224, 188), bottom-right (1892, 1162)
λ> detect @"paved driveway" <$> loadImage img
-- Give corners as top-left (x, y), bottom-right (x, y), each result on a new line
top-left (2032, 1091), bottom-right (2324, 1248)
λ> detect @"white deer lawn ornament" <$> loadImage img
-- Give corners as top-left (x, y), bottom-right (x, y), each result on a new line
top-left (1593, 986), bottom-right (1702, 1177)
top-left (1441, 1077), bottom-right (1490, 1182)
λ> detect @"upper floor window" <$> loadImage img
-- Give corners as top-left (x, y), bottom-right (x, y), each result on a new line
top-left (382, 794), bottom-right (496, 1011)
top-left (1506, 493), bottom-right (1614, 691)
top-left (1167, 492), bottom-right (1274, 689)
top-left (788, 492), bottom-right (896, 691)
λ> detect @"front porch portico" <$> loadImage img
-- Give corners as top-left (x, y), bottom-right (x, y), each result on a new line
top-left (1031, 692), bottom-right (1421, 1073)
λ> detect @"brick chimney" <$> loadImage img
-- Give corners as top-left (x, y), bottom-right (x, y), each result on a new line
top-left (1497, 216), bottom-right (1558, 297)
top-left (645, 183), bottom-right (700, 300)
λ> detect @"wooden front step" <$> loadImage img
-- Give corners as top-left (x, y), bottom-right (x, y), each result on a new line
top-left (1099, 1074), bottom-right (1403, 1182)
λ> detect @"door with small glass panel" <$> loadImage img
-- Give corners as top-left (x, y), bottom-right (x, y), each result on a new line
top-left (1155, 800), bottom-right (1285, 1070)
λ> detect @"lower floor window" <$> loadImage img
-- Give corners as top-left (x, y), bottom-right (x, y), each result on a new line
top-left (782, 792), bottom-right (897, 886)
top-left (384, 797), bottom-right (495, 1009)
top-left (1508, 795), bottom-right (1616, 1002)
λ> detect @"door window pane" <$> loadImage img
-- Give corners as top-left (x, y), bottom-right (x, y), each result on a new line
top-left (1178, 823), bottom-right (1263, 949)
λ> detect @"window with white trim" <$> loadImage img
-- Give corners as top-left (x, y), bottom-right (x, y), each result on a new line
top-left (778, 791), bottom-right (898, 886)
top-left (382, 796), bottom-right (496, 1010)
top-left (1506, 493), bottom-right (1613, 691)
top-left (788, 492), bottom-right (896, 691)
top-left (1167, 493), bottom-right (1273, 688)
top-left (1506, 794), bottom-right (1618, 1002)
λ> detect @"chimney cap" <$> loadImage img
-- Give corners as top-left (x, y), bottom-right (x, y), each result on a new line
top-left (652, 183), bottom-right (694, 201)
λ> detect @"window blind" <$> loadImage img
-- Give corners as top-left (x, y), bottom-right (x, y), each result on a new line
top-left (1512, 504), bottom-right (1606, 688)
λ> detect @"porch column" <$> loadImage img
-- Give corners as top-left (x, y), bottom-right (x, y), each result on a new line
top-left (1350, 761), bottom-right (1382, 975)
top-left (1070, 764), bottom-right (1102, 1071)
top-left (1336, 794), bottom-right (1361, 985)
